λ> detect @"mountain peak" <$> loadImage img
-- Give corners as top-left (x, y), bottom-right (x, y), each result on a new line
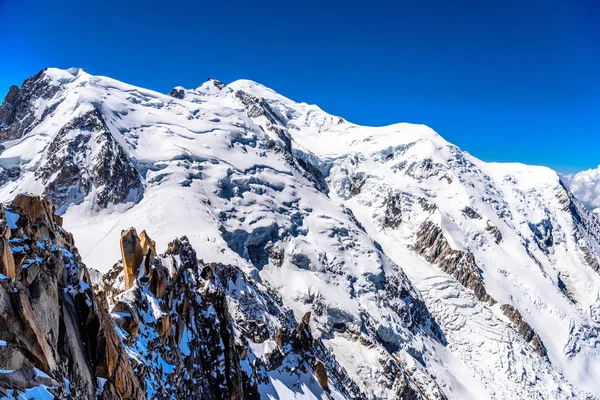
top-left (42, 67), bottom-right (87, 85)
top-left (229, 79), bottom-right (290, 103)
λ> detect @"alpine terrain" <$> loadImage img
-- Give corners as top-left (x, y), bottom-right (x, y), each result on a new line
top-left (0, 67), bottom-right (599, 399)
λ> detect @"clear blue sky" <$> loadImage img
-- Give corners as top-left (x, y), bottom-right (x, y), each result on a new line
top-left (1, 0), bottom-right (598, 173)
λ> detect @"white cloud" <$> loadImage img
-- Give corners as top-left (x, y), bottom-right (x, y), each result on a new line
top-left (562, 166), bottom-right (600, 214)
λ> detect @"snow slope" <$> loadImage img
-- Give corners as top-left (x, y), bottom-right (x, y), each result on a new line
top-left (1, 68), bottom-right (599, 399)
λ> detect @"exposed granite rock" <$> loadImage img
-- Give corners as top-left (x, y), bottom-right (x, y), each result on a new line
top-left (349, 173), bottom-right (366, 197)
top-left (0, 166), bottom-right (21, 188)
top-left (235, 90), bottom-right (286, 133)
top-left (0, 223), bottom-right (15, 279)
top-left (97, 231), bottom-right (365, 399)
top-left (500, 304), bottom-right (548, 359)
top-left (462, 206), bottom-right (481, 219)
top-left (418, 197), bottom-right (437, 213)
top-left (168, 87), bottom-right (185, 99)
top-left (0, 195), bottom-right (144, 399)
top-left (120, 228), bottom-right (143, 290)
top-left (405, 158), bottom-right (445, 181)
top-left (414, 221), bottom-right (494, 305)
top-left (485, 222), bottom-right (503, 244)
top-left (314, 360), bottom-right (329, 392)
top-left (557, 181), bottom-right (600, 273)
top-left (0, 70), bottom-right (63, 141)
top-left (234, 87), bottom-right (329, 193)
top-left (139, 230), bottom-right (156, 257)
top-left (383, 272), bottom-right (446, 343)
top-left (581, 246), bottom-right (599, 272)
top-left (528, 217), bottom-right (554, 253)
top-left (382, 192), bottom-right (403, 229)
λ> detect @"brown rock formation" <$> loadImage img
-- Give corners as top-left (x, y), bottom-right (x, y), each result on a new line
top-left (414, 220), bottom-right (494, 304)
top-left (486, 222), bottom-right (503, 244)
top-left (0, 195), bottom-right (144, 399)
top-left (120, 228), bottom-right (143, 290)
top-left (98, 236), bottom-right (257, 399)
top-left (581, 246), bottom-right (599, 272)
top-left (314, 360), bottom-right (329, 391)
top-left (500, 304), bottom-right (548, 359)
top-left (0, 225), bottom-right (15, 279)
top-left (139, 230), bottom-right (156, 256)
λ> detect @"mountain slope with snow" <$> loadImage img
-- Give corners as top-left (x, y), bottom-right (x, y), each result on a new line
top-left (0, 68), bottom-right (599, 399)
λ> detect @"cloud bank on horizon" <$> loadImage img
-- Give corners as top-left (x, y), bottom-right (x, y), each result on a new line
top-left (562, 166), bottom-right (600, 214)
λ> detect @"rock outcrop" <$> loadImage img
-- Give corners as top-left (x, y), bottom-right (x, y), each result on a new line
top-left (414, 220), bottom-right (494, 305)
top-left (97, 230), bottom-right (365, 399)
top-left (485, 222), bottom-right (503, 244)
top-left (35, 107), bottom-right (143, 209)
top-left (0, 223), bottom-right (15, 279)
top-left (120, 228), bottom-right (144, 290)
top-left (0, 70), bottom-right (62, 141)
top-left (500, 304), bottom-right (548, 358)
top-left (0, 197), bottom-right (367, 399)
top-left (0, 195), bottom-right (143, 399)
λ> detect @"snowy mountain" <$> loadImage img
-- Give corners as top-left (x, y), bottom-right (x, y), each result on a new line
top-left (0, 67), bottom-right (599, 399)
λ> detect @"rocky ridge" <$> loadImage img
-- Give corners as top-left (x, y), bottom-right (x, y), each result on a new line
top-left (0, 195), bottom-right (143, 399)
top-left (0, 195), bottom-right (369, 399)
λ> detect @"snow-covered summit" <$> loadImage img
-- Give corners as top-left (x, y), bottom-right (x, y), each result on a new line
top-left (1, 68), bottom-right (600, 399)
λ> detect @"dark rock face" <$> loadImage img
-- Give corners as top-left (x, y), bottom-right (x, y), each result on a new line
top-left (0, 195), bottom-right (143, 399)
top-left (35, 108), bottom-right (143, 209)
top-left (500, 304), bottom-right (548, 359)
top-left (414, 221), bottom-right (494, 305)
top-left (404, 158), bottom-right (446, 182)
top-left (168, 87), bottom-right (185, 99)
top-left (556, 181), bottom-right (600, 274)
top-left (235, 90), bottom-right (285, 130)
top-left (383, 192), bottom-right (403, 229)
top-left (0, 166), bottom-right (21, 188)
top-left (383, 272), bottom-right (446, 344)
top-left (485, 222), bottom-right (503, 244)
top-left (462, 206), bottom-right (481, 220)
top-left (581, 246), bottom-right (600, 272)
top-left (528, 218), bottom-right (554, 252)
top-left (235, 88), bottom-right (293, 154)
top-left (0, 70), bottom-right (63, 141)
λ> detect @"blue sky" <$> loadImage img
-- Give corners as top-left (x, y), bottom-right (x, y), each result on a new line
top-left (1, 0), bottom-right (598, 173)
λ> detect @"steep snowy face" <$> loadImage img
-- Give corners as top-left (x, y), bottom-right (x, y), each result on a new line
top-left (0, 69), bottom-right (142, 209)
top-left (0, 69), bottom-right (469, 399)
top-left (562, 166), bottom-right (600, 214)
top-left (264, 106), bottom-right (600, 396)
